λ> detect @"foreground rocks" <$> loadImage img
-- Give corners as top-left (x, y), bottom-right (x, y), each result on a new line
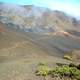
top-left (64, 50), bottom-right (80, 62)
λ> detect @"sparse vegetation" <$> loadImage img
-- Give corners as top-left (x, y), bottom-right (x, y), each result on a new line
top-left (35, 63), bottom-right (80, 80)
top-left (64, 54), bottom-right (72, 61)
top-left (35, 63), bottom-right (51, 80)
top-left (63, 50), bottom-right (80, 61)
top-left (64, 50), bottom-right (74, 61)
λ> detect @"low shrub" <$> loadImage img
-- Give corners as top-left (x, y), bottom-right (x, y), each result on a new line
top-left (35, 63), bottom-right (80, 80)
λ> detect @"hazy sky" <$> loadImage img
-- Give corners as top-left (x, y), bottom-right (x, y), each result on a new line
top-left (0, 0), bottom-right (80, 18)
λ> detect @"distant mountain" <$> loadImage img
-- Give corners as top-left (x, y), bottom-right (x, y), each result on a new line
top-left (0, 3), bottom-right (80, 34)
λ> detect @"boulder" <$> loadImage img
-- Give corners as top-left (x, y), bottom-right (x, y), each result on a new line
top-left (64, 50), bottom-right (80, 62)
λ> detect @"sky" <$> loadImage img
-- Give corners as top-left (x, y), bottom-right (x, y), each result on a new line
top-left (0, 0), bottom-right (80, 18)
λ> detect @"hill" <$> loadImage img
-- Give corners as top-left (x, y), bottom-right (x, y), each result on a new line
top-left (0, 3), bottom-right (80, 80)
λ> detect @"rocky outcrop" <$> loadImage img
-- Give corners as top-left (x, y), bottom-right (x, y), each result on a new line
top-left (64, 50), bottom-right (80, 62)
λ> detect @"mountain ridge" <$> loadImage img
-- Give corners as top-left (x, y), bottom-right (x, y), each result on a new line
top-left (0, 3), bottom-right (80, 34)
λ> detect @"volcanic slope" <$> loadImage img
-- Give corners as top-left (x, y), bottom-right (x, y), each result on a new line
top-left (0, 22), bottom-right (80, 80)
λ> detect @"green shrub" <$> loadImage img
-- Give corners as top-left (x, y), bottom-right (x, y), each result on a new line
top-left (70, 67), bottom-right (80, 79)
top-left (35, 65), bottom-right (51, 76)
top-left (50, 65), bottom-right (71, 77)
top-left (50, 65), bottom-right (80, 80)
top-left (35, 63), bottom-right (80, 80)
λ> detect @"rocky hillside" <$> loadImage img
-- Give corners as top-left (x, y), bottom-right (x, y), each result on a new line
top-left (0, 3), bottom-right (80, 34)
top-left (0, 20), bottom-right (80, 80)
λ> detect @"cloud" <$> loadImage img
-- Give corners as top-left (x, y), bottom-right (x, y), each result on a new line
top-left (0, 0), bottom-right (80, 17)
top-left (48, 1), bottom-right (80, 17)
top-left (32, 0), bottom-right (80, 17)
